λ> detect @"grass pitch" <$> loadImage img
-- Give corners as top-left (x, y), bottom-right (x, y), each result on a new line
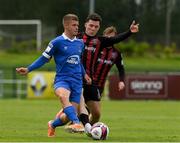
top-left (0, 99), bottom-right (180, 142)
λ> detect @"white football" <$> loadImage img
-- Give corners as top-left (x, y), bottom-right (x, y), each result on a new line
top-left (90, 122), bottom-right (109, 140)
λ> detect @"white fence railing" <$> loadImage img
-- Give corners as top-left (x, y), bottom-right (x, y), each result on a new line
top-left (0, 79), bottom-right (27, 98)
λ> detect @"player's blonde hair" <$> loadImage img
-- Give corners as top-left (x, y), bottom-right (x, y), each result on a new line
top-left (103, 26), bottom-right (117, 35)
top-left (62, 14), bottom-right (79, 26)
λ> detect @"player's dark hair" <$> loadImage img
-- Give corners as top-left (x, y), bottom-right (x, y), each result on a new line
top-left (62, 14), bottom-right (79, 25)
top-left (85, 13), bottom-right (102, 23)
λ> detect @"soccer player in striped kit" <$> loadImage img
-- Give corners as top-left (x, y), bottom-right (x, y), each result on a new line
top-left (16, 14), bottom-right (91, 137)
top-left (77, 13), bottom-right (139, 134)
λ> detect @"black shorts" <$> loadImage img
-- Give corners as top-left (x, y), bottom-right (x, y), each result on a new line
top-left (83, 84), bottom-right (103, 102)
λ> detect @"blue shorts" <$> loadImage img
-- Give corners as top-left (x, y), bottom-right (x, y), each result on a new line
top-left (54, 77), bottom-right (82, 104)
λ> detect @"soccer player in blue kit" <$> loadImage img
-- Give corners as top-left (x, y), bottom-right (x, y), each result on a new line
top-left (16, 14), bottom-right (91, 137)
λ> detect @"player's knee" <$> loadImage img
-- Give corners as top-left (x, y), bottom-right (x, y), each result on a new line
top-left (58, 94), bottom-right (68, 103)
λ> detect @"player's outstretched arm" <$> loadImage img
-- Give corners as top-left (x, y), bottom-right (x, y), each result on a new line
top-left (130, 20), bottom-right (139, 33)
top-left (16, 67), bottom-right (29, 75)
top-left (16, 56), bottom-right (49, 76)
top-left (100, 20), bottom-right (139, 48)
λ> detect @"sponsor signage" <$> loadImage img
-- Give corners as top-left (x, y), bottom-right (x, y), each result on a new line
top-left (126, 75), bottom-right (168, 98)
top-left (27, 71), bottom-right (56, 99)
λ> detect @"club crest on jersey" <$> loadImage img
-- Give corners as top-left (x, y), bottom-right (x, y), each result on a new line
top-left (67, 55), bottom-right (80, 64)
top-left (92, 39), bottom-right (98, 45)
top-left (64, 46), bottom-right (68, 50)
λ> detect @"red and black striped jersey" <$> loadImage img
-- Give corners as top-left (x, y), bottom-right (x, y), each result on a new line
top-left (92, 46), bottom-right (125, 88)
top-left (78, 30), bottom-right (131, 88)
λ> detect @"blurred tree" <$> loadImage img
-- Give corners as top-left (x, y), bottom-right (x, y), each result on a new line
top-left (0, 0), bottom-right (179, 47)
top-left (96, 0), bottom-right (136, 33)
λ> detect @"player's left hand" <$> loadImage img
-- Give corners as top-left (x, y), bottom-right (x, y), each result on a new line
top-left (16, 67), bottom-right (29, 75)
top-left (130, 20), bottom-right (139, 33)
top-left (118, 81), bottom-right (125, 91)
top-left (84, 74), bottom-right (92, 85)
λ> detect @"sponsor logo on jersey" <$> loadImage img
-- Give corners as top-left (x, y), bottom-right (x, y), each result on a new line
top-left (97, 58), bottom-right (113, 65)
top-left (67, 55), bottom-right (80, 64)
top-left (85, 46), bottom-right (96, 52)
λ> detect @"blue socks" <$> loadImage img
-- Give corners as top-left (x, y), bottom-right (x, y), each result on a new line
top-left (63, 106), bottom-right (80, 124)
top-left (51, 106), bottom-right (79, 129)
top-left (51, 118), bottom-right (64, 128)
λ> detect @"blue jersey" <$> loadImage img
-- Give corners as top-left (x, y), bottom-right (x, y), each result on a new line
top-left (28, 33), bottom-right (85, 80)
top-left (44, 33), bottom-right (84, 79)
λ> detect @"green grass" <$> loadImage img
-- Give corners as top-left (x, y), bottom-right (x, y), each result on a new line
top-left (0, 99), bottom-right (180, 142)
top-left (0, 51), bottom-right (55, 79)
top-left (0, 52), bottom-right (41, 67)
top-left (1, 51), bottom-right (180, 72)
top-left (124, 56), bottom-right (180, 72)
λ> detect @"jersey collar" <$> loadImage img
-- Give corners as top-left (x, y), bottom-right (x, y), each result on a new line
top-left (62, 33), bottom-right (77, 42)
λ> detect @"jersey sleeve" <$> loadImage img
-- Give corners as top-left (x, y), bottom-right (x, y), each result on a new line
top-left (81, 63), bottom-right (86, 77)
top-left (115, 52), bottom-right (125, 81)
top-left (42, 41), bottom-right (56, 59)
top-left (27, 40), bottom-right (57, 72)
top-left (27, 56), bottom-right (49, 72)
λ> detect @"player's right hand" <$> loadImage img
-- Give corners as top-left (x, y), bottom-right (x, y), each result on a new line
top-left (84, 74), bottom-right (92, 85)
top-left (16, 67), bottom-right (29, 75)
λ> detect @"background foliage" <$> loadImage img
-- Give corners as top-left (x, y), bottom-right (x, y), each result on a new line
top-left (0, 0), bottom-right (180, 47)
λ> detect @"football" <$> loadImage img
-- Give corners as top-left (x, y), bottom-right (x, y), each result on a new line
top-left (90, 122), bottom-right (109, 140)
